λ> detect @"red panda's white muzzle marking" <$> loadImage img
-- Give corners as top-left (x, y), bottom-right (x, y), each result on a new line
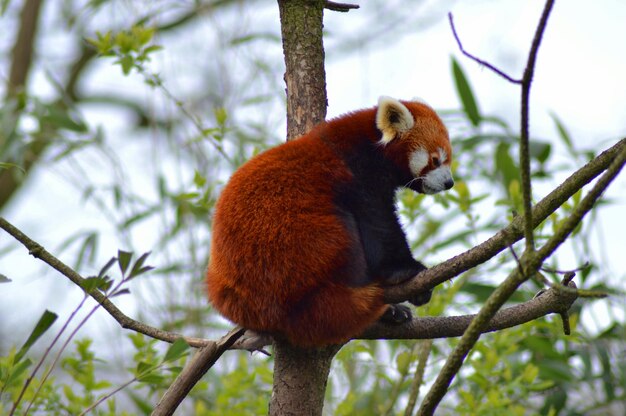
top-left (422, 165), bottom-right (454, 194)
top-left (408, 147), bottom-right (453, 194)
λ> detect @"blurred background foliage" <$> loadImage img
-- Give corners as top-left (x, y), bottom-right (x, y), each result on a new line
top-left (0, 0), bottom-right (624, 414)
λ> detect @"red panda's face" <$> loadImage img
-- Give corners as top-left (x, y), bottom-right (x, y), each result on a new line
top-left (376, 97), bottom-right (453, 194)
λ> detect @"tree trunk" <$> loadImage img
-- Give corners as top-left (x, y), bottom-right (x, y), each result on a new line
top-left (270, 1), bottom-right (334, 415)
top-left (277, 0), bottom-right (327, 139)
top-left (269, 343), bottom-right (341, 416)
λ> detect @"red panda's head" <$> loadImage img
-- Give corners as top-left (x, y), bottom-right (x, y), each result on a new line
top-left (376, 96), bottom-right (453, 194)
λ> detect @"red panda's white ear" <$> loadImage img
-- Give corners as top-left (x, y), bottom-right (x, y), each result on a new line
top-left (376, 96), bottom-right (414, 144)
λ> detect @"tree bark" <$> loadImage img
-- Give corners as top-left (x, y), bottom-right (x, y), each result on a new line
top-left (269, 343), bottom-right (340, 416)
top-left (277, 0), bottom-right (327, 139)
top-left (269, 1), bottom-right (333, 415)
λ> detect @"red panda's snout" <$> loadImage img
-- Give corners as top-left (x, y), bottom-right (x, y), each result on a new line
top-left (408, 147), bottom-right (454, 194)
top-left (376, 96), bottom-right (453, 195)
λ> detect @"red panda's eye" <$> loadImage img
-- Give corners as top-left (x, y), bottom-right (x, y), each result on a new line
top-left (432, 157), bottom-right (441, 167)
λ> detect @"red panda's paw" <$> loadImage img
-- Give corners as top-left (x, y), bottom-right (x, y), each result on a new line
top-left (380, 304), bottom-right (412, 324)
top-left (382, 261), bottom-right (428, 286)
top-left (408, 289), bottom-right (432, 307)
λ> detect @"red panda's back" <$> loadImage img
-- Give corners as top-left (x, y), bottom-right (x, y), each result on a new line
top-left (207, 134), bottom-right (387, 346)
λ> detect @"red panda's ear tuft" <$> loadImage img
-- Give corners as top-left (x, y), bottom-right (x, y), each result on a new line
top-left (376, 96), bottom-right (414, 145)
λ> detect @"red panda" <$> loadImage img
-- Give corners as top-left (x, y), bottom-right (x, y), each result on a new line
top-left (207, 96), bottom-right (453, 347)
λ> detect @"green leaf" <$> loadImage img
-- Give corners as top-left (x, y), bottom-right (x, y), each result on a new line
top-left (16, 310), bottom-right (58, 362)
top-left (117, 55), bottom-right (135, 75)
top-left (495, 141), bottom-right (520, 192)
top-left (550, 112), bottom-right (574, 153)
top-left (395, 351), bottom-right (411, 374)
top-left (118, 250), bottom-right (133, 276)
top-left (143, 45), bottom-right (163, 54)
top-left (136, 361), bottom-right (157, 376)
top-left (0, 162), bottom-right (26, 173)
top-left (110, 288), bottom-right (131, 298)
top-left (74, 232), bottom-right (98, 269)
top-left (87, 31), bottom-right (113, 54)
top-left (529, 140), bottom-right (551, 164)
top-left (138, 373), bottom-right (164, 384)
top-left (6, 358), bottom-right (32, 386)
top-left (120, 206), bottom-right (160, 228)
top-left (132, 25), bottom-right (156, 46)
top-left (98, 257), bottom-right (117, 279)
top-left (193, 170), bottom-right (207, 188)
top-left (82, 276), bottom-right (111, 293)
top-left (0, 273), bottom-right (11, 283)
top-left (127, 390), bottom-right (153, 415)
top-left (115, 31), bottom-right (135, 54)
top-left (128, 252), bottom-right (154, 279)
top-left (451, 57), bottom-right (481, 126)
top-left (163, 338), bottom-right (190, 363)
top-left (1, 0), bottom-right (10, 15)
top-left (215, 107), bottom-right (228, 126)
top-left (40, 106), bottom-right (88, 133)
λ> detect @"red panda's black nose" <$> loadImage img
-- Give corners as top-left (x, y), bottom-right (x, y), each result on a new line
top-left (444, 179), bottom-right (454, 190)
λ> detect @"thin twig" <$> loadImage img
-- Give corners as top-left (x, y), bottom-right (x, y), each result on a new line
top-left (24, 303), bottom-right (101, 414)
top-left (448, 13), bottom-right (521, 84)
top-left (519, 0), bottom-right (556, 254)
top-left (79, 376), bottom-right (137, 416)
top-left (404, 340), bottom-right (433, 416)
top-left (541, 262), bottom-right (590, 275)
top-left (9, 295), bottom-right (89, 416)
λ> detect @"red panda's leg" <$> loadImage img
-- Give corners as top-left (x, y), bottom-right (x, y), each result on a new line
top-left (378, 261), bottom-right (427, 286)
top-left (284, 284), bottom-right (386, 347)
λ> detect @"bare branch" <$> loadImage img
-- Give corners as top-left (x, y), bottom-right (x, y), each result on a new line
top-left (362, 283), bottom-right (577, 341)
top-left (519, 0), bottom-right (556, 253)
top-left (448, 12), bottom-right (521, 84)
top-left (6, 0), bottom-right (44, 96)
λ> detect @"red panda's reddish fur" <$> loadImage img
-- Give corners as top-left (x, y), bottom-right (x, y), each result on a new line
top-left (207, 102), bottom-right (451, 347)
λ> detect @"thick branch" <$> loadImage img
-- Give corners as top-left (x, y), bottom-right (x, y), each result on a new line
top-left (6, 0), bottom-right (44, 96)
top-left (361, 283), bottom-right (577, 340)
top-left (151, 327), bottom-right (245, 416)
top-left (384, 137), bottom-right (625, 304)
top-left (271, 2), bottom-right (333, 415)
